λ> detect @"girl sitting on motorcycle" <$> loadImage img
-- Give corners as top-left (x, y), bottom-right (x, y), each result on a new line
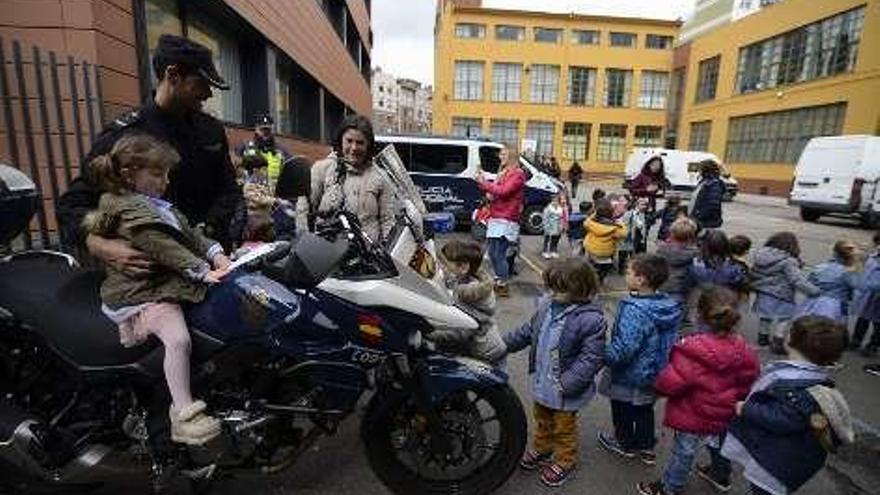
top-left (83, 133), bottom-right (229, 446)
top-left (428, 240), bottom-right (506, 365)
top-left (503, 258), bottom-right (607, 488)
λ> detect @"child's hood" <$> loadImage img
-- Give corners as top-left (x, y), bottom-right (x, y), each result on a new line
top-left (753, 246), bottom-right (794, 272)
top-left (626, 295), bottom-right (682, 335)
top-left (807, 384), bottom-right (855, 445)
top-left (658, 243), bottom-right (698, 268)
top-left (586, 216), bottom-right (623, 237)
top-left (677, 333), bottom-right (755, 373)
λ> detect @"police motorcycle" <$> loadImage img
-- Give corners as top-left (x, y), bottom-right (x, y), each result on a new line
top-left (0, 161), bottom-right (527, 494)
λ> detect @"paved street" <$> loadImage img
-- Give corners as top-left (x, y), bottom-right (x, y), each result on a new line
top-left (211, 193), bottom-right (879, 495)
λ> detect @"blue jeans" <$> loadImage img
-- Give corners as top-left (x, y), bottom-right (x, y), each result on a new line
top-left (662, 431), bottom-right (731, 493)
top-left (487, 236), bottom-right (510, 282)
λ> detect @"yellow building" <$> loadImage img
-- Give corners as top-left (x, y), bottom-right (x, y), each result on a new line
top-left (433, 0), bottom-right (681, 177)
top-left (674, 0), bottom-right (880, 195)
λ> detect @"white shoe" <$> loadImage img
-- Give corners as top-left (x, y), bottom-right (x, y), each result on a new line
top-left (170, 400), bottom-right (221, 446)
top-left (541, 252), bottom-right (550, 259)
top-left (550, 252), bottom-right (560, 258)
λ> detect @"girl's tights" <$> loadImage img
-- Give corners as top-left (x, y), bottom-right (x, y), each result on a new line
top-left (140, 303), bottom-right (194, 412)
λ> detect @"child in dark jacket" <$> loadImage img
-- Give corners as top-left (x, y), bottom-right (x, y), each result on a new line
top-left (637, 286), bottom-right (760, 495)
top-left (656, 196), bottom-right (688, 242)
top-left (722, 316), bottom-right (853, 495)
top-left (504, 258), bottom-right (607, 488)
top-left (689, 229), bottom-right (748, 294)
top-left (657, 218), bottom-right (699, 304)
top-left (598, 254), bottom-right (683, 466)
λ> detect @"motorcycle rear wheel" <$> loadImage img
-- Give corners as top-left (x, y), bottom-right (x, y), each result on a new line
top-left (362, 384), bottom-right (526, 495)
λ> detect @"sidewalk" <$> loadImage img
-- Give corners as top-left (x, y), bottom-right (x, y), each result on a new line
top-left (732, 192), bottom-right (790, 208)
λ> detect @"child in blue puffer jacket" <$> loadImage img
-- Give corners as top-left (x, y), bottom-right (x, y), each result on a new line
top-left (722, 316), bottom-right (854, 495)
top-left (798, 240), bottom-right (863, 324)
top-left (504, 258), bottom-right (607, 488)
top-left (598, 254), bottom-right (683, 466)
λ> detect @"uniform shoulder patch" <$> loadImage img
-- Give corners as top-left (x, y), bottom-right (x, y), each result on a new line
top-left (111, 110), bottom-right (141, 131)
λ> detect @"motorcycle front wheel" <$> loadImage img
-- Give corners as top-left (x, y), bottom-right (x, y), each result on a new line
top-left (362, 384), bottom-right (526, 495)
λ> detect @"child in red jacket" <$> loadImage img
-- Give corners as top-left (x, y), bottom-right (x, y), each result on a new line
top-left (637, 286), bottom-right (760, 495)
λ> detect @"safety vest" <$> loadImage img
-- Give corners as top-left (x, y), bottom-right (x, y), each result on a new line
top-left (261, 150), bottom-right (283, 190)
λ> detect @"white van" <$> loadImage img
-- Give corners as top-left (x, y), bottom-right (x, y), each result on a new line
top-left (623, 148), bottom-right (738, 200)
top-left (375, 135), bottom-right (561, 234)
top-left (789, 135), bottom-right (880, 227)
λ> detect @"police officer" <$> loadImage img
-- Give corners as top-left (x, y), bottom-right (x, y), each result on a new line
top-left (236, 114), bottom-right (310, 202)
top-left (57, 34), bottom-right (242, 273)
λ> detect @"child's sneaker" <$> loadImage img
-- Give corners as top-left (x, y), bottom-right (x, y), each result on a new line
top-left (696, 464), bottom-right (731, 492)
top-left (170, 401), bottom-right (221, 446)
top-left (864, 363), bottom-right (880, 377)
top-left (519, 449), bottom-right (552, 471)
top-left (638, 450), bottom-right (657, 466)
top-left (597, 432), bottom-right (635, 459)
top-left (540, 463), bottom-right (575, 487)
top-left (636, 480), bottom-right (676, 495)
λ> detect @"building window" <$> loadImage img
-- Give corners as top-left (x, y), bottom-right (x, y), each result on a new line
top-left (562, 122), bottom-right (590, 161)
top-left (454, 61), bottom-right (484, 101)
top-left (187, 17), bottom-right (243, 123)
top-left (529, 64), bottom-right (560, 104)
top-left (145, 0), bottom-right (182, 89)
top-left (572, 29), bottom-right (600, 45)
top-left (735, 6), bottom-right (865, 94)
top-left (725, 103), bottom-right (846, 163)
top-left (495, 25), bottom-right (525, 41)
top-left (534, 27), bottom-right (562, 43)
top-left (492, 63), bottom-right (522, 102)
top-left (639, 71), bottom-right (669, 109)
top-left (610, 32), bottom-right (636, 47)
top-left (695, 56), bottom-right (720, 103)
top-left (646, 34), bottom-right (673, 49)
top-left (455, 23), bottom-right (485, 39)
top-left (568, 66), bottom-right (596, 106)
top-left (275, 72), bottom-right (292, 134)
top-left (597, 124), bottom-right (627, 161)
top-left (490, 119), bottom-right (519, 150)
top-left (689, 121), bottom-right (712, 151)
top-left (604, 69), bottom-right (632, 108)
top-left (635, 125), bottom-right (663, 148)
top-left (451, 116), bottom-right (482, 138)
top-left (526, 121), bottom-right (555, 156)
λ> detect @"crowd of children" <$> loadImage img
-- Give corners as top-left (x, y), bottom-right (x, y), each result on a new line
top-left (454, 183), bottom-right (878, 493)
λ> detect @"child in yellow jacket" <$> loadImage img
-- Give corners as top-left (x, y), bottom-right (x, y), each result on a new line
top-left (584, 198), bottom-right (627, 282)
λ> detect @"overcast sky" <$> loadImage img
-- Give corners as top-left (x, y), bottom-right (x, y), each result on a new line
top-left (371, 0), bottom-right (697, 86)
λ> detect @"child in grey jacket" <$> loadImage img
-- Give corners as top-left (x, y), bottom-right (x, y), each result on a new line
top-left (427, 241), bottom-right (506, 364)
top-left (751, 232), bottom-right (821, 354)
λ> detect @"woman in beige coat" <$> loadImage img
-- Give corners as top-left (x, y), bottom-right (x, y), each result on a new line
top-left (310, 115), bottom-right (396, 243)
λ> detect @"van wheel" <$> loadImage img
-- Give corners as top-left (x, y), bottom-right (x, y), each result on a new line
top-left (521, 205), bottom-right (544, 236)
top-left (800, 208), bottom-right (822, 222)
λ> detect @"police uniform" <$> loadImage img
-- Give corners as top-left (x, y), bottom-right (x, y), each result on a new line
top-left (56, 35), bottom-right (242, 256)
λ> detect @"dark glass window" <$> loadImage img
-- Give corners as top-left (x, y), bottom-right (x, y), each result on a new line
top-left (410, 143), bottom-right (468, 174)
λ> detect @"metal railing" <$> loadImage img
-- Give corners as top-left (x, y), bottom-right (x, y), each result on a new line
top-left (0, 37), bottom-right (105, 252)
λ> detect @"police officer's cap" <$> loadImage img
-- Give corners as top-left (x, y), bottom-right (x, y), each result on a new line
top-left (154, 34), bottom-right (230, 90)
top-left (255, 114), bottom-right (274, 128)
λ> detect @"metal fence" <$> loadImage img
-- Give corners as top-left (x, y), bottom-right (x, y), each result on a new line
top-left (0, 36), bottom-right (105, 252)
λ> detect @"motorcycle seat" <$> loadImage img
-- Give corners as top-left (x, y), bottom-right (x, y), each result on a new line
top-left (0, 252), bottom-right (159, 369)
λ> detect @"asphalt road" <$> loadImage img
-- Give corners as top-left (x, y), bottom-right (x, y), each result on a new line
top-left (209, 194), bottom-right (879, 495)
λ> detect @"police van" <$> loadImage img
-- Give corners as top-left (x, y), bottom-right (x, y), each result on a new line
top-left (375, 135), bottom-right (561, 234)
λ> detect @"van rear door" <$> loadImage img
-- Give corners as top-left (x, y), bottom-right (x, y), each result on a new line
top-left (790, 138), bottom-right (865, 209)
